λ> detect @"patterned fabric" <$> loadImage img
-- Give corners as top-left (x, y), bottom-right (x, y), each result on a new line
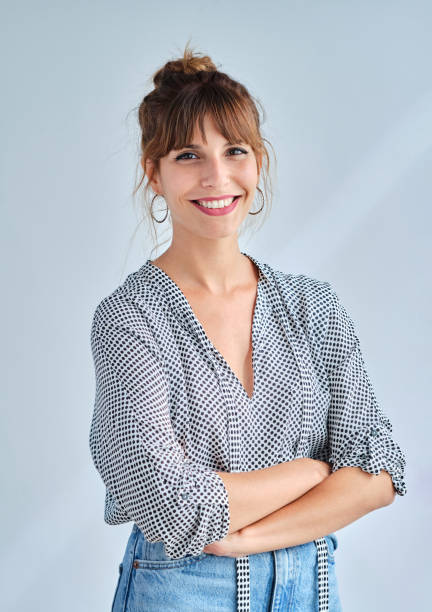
top-left (89, 251), bottom-right (407, 611)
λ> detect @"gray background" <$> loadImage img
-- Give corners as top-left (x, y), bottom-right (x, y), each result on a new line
top-left (1, 1), bottom-right (430, 610)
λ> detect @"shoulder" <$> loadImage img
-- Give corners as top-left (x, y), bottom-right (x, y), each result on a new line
top-left (260, 259), bottom-right (336, 345)
top-left (267, 263), bottom-right (358, 354)
top-left (263, 259), bottom-right (333, 316)
top-left (91, 264), bottom-right (159, 343)
top-left (271, 267), bottom-right (331, 309)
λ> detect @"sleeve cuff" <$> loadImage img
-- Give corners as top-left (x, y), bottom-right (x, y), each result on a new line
top-left (329, 423), bottom-right (407, 496)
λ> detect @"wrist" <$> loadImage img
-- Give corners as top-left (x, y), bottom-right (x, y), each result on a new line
top-left (239, 522), bottom-right (270, 555)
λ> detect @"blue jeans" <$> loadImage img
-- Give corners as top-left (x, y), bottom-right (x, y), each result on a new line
top-left (112, 524), bottom-right (342, 611)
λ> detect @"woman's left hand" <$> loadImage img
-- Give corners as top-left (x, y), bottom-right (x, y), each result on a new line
top-left (202, 529), bottom-right (249, 558)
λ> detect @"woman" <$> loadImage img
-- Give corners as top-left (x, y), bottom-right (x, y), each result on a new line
top-left (89, 43), bottom-right (407, 612)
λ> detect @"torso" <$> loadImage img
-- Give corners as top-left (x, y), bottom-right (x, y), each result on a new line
top-left (151, 255), bottom-right (259, 399)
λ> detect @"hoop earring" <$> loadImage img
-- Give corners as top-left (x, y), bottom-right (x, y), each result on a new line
top-left (248, 187), bottom-right (265, 215)
top-left (150, 194), bottom-right (169, 223)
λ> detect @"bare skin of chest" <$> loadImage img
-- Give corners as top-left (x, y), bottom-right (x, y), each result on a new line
top-left (183, 287), bottom-right (257, 399)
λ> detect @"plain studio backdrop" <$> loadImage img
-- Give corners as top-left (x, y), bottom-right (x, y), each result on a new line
top-left (1, 1), bottom-right (430, 610)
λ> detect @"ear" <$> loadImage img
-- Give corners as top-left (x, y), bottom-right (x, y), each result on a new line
top-left (142, 157), bottom-right (162, 195)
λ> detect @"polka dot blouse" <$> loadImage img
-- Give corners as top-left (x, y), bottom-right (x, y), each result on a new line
top-left (89, 251), bottom-right (407, 612)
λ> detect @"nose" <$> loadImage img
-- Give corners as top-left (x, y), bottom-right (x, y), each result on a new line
top-left (200, 155), bottom-right (231, 189)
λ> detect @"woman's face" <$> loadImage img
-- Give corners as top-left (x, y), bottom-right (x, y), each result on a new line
top-left (145, 113), bottom-right (262, 241)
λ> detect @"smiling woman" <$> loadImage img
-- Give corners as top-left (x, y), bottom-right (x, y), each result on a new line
top-left (130, 45), bottom-right (274, 255)
top-left (89, 40), bottom-right (407, 612)
top-left (140, 111), bottom-right (268, 240)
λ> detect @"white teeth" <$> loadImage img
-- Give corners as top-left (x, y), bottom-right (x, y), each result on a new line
top-left (194, 196), bottom-right (237, 209)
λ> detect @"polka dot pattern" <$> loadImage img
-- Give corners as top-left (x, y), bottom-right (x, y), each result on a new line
top-left (89, 251), bottom-right (407, 612)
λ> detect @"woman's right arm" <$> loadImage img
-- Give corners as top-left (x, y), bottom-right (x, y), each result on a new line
top-left (217, 459), bottom-right (331, 534)
top-left (90, 303), bottom-right (233, 561)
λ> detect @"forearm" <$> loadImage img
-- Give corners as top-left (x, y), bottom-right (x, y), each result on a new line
top-left (239, 467), bottom-right (394, 554)
top-left (216, 458), bottom-right (321, 534)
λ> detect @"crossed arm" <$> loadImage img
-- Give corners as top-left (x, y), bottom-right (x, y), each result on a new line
top-left (203, 460), bottom-right (395, 557)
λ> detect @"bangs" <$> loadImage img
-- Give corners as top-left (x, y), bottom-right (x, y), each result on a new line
top-left (157, 82), bottom-right (260, 156)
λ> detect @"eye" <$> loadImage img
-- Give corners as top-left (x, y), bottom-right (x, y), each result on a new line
top-left (175, 151), bottom-right (198, 161)
top-left (228, 147), bottom-right (248, 156)
top-left (175, 147), bottom-right (248, 161)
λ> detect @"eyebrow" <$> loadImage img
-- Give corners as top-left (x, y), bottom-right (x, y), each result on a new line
top-left (179, 141), bottom-right (246, 149)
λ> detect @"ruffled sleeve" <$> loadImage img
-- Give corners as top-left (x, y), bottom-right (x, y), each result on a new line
top-left (321, 283), bottom-right (407, 496)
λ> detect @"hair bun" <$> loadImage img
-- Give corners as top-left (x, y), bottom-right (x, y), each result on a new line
top-left (153, 43), bottom-right (218, 88)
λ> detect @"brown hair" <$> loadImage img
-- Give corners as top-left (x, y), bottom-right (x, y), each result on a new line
top-left (129, 40), bottom-right (276, 260)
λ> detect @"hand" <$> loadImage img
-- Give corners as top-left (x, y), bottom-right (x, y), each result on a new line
top-left (202, 529), bottom-right (248, 558)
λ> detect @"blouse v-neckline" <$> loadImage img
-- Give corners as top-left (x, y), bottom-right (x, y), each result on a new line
top-left (144, 251), bottom-right (271, 403)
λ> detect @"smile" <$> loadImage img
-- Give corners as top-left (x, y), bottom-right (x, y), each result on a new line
top-left (190, 195), bottom-right (240, 209)
top-left (190, 195), bottom-right (241, 217)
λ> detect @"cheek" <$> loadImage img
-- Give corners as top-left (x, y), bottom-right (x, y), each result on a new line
top-left (240, 160), bottom-right (260, 184)
top-left (165, 177), bottom-right (193, 202)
